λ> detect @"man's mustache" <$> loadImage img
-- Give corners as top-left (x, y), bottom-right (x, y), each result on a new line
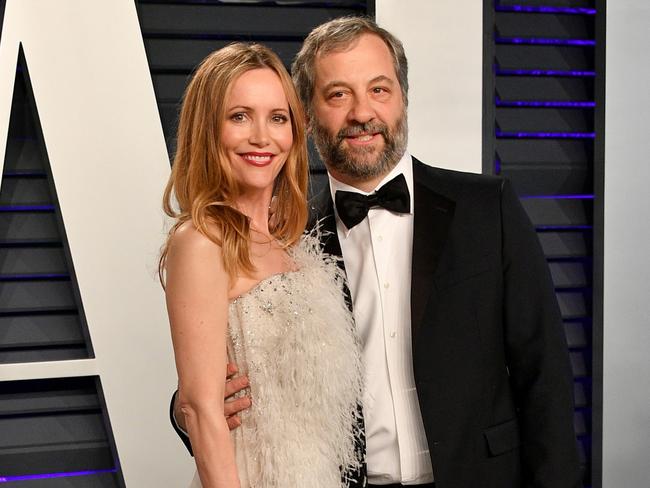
top-left (336, 122), bottom-right (390, 142)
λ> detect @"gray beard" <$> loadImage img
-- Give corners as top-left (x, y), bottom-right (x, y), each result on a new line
top-left (310, 111), bottom-right (408, 181)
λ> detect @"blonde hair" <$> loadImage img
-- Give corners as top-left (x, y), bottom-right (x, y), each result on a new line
top-left (160, 43), bottom-right (308, 282)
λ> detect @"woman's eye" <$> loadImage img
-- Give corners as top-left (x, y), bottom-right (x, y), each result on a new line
top-left (230, 113), bottom-right (246, 122)
top-left (272, 114), bottom-right (288, 123)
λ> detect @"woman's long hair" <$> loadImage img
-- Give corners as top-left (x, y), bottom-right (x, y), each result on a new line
top-left (160, 43), bottom-right (309, 283)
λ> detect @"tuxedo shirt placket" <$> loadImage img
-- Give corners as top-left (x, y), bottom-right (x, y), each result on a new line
top-left (330, 154), bottom-right (433, 485)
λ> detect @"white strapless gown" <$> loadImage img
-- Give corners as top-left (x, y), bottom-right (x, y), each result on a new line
top-left (189, 234), bottom-right (363, 488)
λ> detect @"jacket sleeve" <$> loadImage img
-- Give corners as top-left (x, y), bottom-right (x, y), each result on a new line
top-left (169, 389), bottom-right (194, 456)
top-left (500, 179), bottom-right (582, 488)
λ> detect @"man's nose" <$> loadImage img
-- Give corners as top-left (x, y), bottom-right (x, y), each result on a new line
top-left (347, 95), bottom-right (375, 124)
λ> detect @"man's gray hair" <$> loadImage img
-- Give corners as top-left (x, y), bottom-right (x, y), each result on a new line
top-left (292, 16), bottom-right (409, 118)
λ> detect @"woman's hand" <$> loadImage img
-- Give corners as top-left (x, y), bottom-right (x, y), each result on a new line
top-left (174, 363), bottom-right (251, 432)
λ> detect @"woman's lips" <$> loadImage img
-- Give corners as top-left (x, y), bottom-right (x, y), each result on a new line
top-left (239, 152), bottom-right (275, 167)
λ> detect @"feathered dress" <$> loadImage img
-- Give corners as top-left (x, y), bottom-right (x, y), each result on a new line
top-left (189, 233), bottom-right (363, 488)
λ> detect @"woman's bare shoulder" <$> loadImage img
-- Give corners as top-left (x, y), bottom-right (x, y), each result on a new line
top-left (166, 221), bottom-right (225, 276)
top-left (169, 221), bottom-right (221, 253)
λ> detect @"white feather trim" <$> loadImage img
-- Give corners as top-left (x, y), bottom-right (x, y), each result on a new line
top-left (204, 230), bottom-right (365, 488)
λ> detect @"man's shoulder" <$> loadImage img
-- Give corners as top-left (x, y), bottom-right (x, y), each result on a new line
top-left (412, 157), bottom-right (504, 199)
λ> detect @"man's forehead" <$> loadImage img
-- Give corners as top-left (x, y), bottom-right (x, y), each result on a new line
top-left (316, 33), bottom-right (390, 61)
top-left (313, 33), bottom-right (396, 82)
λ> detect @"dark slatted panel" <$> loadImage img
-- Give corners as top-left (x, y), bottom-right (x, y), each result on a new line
top-left (137, 0), bottom-right (373, 198)
top-left (0, 47), bottom-right (93, 364)
top-left (484, 2), bottom-right (602, 486)
top-left (0, 45), bottom-right (124, 485)
top-left (0, 377), bottom-right (121, 486)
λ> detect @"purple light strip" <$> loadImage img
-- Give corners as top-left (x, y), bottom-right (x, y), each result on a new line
top-left (536, 225), bottom-right (593, 231)
top-left (496, 99), bottom-right (596, 108)
top-left (495, 5), bottom-right (597, 15)
top-left (496, 130), bottom-right (595, 139)
top-left (520, 194), bottom-right (594, 200)
top-left (0, 204), bottom-right (55, 212)
top-left (496, 68), bottom-right (596, 77)
top-left (0, 273), bottom-right (70, 281)
top-left (2, 171), bottom-right (47, 178)
top-left (496, 36), bottom-right (595, 47)
top-left (0, 468), bottom-right (117, 482)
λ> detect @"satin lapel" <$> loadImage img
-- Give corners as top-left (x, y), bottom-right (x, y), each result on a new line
top-left (320, 202), bottom-right (344, 261)
top-left (410, 160), bottom-right (456, 342)
top-left (309, 186), bottom-right (344, 261)
top-left (309, 186), bottom-right (352, 309)
top-left (311, 189), bottom-right (353, 311)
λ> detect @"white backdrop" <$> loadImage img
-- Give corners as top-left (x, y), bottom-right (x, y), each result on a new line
top-left (602, 1), bottom-right (650, 486)
top-left (0, 1), bottom-right (192, 486)
top-left (377, 0), bottom-right (483, 173)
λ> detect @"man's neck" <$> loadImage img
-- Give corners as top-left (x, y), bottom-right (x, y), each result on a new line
top-left (326, 168), bottom-right (387, 193)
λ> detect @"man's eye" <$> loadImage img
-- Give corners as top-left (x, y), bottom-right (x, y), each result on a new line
top-left (330, 91), bottom-right (345, 99)
top-left (372, 87), bottom-right (387, 94)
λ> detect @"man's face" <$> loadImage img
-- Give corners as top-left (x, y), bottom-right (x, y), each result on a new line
top-left (310, 33), bottom-right (407, 186)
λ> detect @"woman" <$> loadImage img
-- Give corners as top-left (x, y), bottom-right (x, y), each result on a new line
top-left (160, 44), bottom-right (362, 487)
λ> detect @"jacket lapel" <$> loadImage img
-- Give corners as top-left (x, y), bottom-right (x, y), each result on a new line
top-left (309, 185), bottom-right (344, 260)
top-left (410, 159), bottom-right (455, 342)
top-left (309, 185), bottom-right (352, 310)
top-left (311, 161), bottom-right (455, 341)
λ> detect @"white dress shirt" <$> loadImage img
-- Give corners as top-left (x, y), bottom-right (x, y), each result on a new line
top-left (328, 153), bottom-right (434, 485)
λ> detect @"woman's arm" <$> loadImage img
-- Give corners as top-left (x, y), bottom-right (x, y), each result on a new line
top-left (165, 223), bottom-right (240, 488)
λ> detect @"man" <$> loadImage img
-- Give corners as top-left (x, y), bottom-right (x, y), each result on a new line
top-left (173, 16), bottom-right (582, 488)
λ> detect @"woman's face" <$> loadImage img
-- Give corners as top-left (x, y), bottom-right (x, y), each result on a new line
top-left (221, 68), bottom-right (293, 196)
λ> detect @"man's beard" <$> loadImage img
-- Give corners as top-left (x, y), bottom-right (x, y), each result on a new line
top-left (310, 111), bottom-right (408, 181)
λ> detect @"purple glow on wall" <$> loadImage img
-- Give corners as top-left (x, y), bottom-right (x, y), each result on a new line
top-left (0, 204), bottom-right (55, 212)
top-left (536, 224), bottom-right (593, 231)
top-left (496, 130), bottom-right (596, 139)
top-left (496, 36), bottom-right (596, 47)
top-left (0, 273), bottom-right (70, 281)
top-left (496, 68), bottom-right (596, 77)
top-left (2, 171), bottom-right (47, 177)
top-left (520, 194), bottom-right (595, 200)
top-left (495, 5), bottom-right (597, 15)
top-left (0, 468), bottom-right (117, 483)
top-left (496, 99), bottom-right (596, 108)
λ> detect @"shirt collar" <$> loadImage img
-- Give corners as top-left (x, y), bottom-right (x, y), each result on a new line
top-left (327, 152), bottom-right (415, 234)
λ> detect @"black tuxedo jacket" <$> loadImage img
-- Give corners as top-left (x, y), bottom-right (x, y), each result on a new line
top-left (310, 158), bottom-right (582, 488)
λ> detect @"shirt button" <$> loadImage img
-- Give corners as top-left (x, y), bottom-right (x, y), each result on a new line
top-left (384, 282), bottom-right (390, 289)
top-left (377, 235), bottom-right (383, 242)
top-left (390, 331), bottom-right (396, 338)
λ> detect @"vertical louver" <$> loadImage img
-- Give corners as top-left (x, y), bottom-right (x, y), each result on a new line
top-left (484, 2), bottom-right (603, 487)
top-left (0, 377), bottom-right (122, 485)
top-left (0, 47), bottom-right (93, 364)
top-left (0, 46), bottom-right (124, 486)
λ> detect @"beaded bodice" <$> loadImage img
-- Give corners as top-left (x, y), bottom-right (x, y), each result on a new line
top-left (224, 234), bottom-right (363, 488)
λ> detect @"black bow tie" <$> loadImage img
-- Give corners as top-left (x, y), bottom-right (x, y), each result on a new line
top-left (335, 173), bottom-right (410, 230)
